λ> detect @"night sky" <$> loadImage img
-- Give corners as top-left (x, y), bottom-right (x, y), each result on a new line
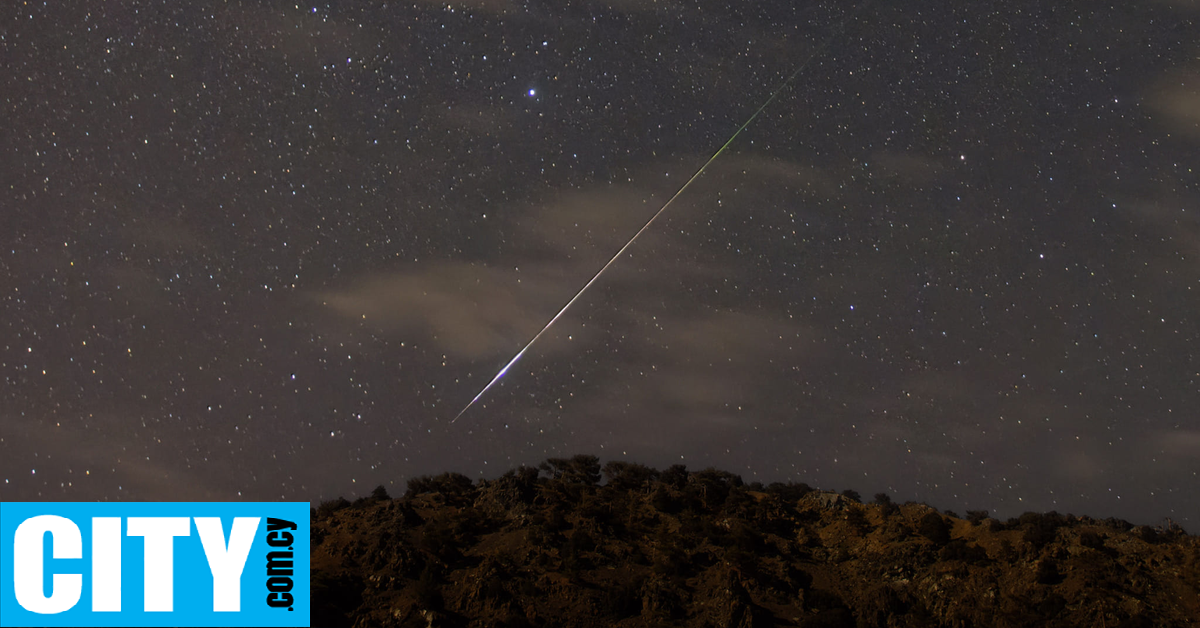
top-left (3, 0), bottom-right (1198, 526)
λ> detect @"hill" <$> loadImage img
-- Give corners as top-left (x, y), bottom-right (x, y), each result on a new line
top-left (311, 456), bottom-right (1199, 627)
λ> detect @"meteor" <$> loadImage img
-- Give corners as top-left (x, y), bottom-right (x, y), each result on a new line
top-left (450, 9), bottom-right (861, 423)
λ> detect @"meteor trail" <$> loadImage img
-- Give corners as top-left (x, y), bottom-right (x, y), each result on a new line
top-left (450, 11), bottom-right (860, 423)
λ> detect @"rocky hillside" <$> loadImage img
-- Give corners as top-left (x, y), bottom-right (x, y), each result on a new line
top-left (310, 456), bottom-right (1199, 627)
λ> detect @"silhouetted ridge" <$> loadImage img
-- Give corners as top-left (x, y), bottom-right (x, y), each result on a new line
top-left (311, 457), bottom-right (1199, 627)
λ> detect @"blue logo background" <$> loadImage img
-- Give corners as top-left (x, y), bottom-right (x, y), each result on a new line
top-left (0, 502), bottom-right (309, 627)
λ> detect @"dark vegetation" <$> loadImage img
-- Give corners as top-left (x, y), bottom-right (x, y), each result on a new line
top-left (311, 455), bottom-right (1200, 627)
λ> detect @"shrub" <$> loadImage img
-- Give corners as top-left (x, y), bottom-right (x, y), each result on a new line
top-left (766, 482), bottom-right (813, 502)
top-left (685, 468), bottom-right (743, 510)
top-left (405, 472), bottom-right (475, 499)
top-left (730, 520), bottom-right (763, 553)
top-left (492, 466), bottom-right (540, 504)
top-left (845, 508), bottom-right (870, 535)
top-left (414, 564), bottom-right (443, 609)
top-left (918, 512), bottom-right (951, 545)
top-left (602, 461), bottom-right (658, 491)
top-left (432, 472), bottom-right (476, 495)
top-left (564, 529), bottom-right (595, 573)
top-left (660, 464), bottom-right (689, 489)
top-left (874, 493), bottom-right (899, 518)
top-left (1035, 559), bottom-right (1063, 585)
top-left (1020, 513), bottom-right (1062, 550)
top-left (651, 487), bottom-right (681, 514)
top-left (787, 564), bottom-right (814, 590)
top-left (419, 515), bottom-right (462, 562)
top-left (1102, 517), bottom-right (1133, 532)
top-left (603, 573), bottom-right (645, 619)
top-left (317, 497), bottom-right (350, 517)
top-left (997, 539), bottom-right (1015, 561)
top-left (569, 529), bottom-right (595, 554)
top-left (966, 510), bottom-right (989, 525)
top-left (1037, 593), bottom-right (1067, 616)
top-left (939, 540), bottom-right (988, 564)
top-left (540, 455), bottom-right (601, 486)
top-left (311, 570), bottom-right (364, 626)
top-left (1023, 525), bottom-right (1057, 549)
top-left (1079, 530), bottom-right (1105, 549)
top-left (405, 476), bottom-right (434, 498)
top-left (652, 538), bottom-right (688, 577)
top-left (840, 489), bottom-right (862, 503)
